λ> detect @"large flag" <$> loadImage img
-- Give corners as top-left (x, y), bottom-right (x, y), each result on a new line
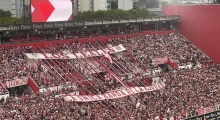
top-left (104, 51), bottom-right (113, 64)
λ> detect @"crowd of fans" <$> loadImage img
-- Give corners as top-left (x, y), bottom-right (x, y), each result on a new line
top-left (0, 32), bottom-right (219, 119)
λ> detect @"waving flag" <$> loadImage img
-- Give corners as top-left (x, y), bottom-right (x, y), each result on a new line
top-left (104, 51), bottom-right (113, 64)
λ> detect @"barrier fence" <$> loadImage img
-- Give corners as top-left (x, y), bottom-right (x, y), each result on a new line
top-left (184, 103), bottom-right (220, 120)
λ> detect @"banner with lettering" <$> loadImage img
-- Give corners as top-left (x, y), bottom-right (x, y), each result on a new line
top-left (25, 44), bottom-right (126, 59)
top-left (185, 110), bottom-right (220, 120)
top-left (198, 106), bottom-right (213, 116)
top-left (5, 78), bottom-right (28, 88)
top-left (62, 83), bottom-right (165, 102)
top-left (152, 57), bottom-right (168, 65)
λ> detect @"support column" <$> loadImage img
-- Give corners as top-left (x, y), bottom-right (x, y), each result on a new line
top-left (157, 23), bottom-right (159, 31)
top-left (42, 31), bottom-right (45, 40)
top-left (118, 26), bottom-right (121, 33)
top-left (170, 22), bottom-right (173, 29)
top-left (108, 25), bottom-right (110, 32)
top-left (165, 22), bottom-right (168, 29)
top-left (155, 23), bottom-right (159, 31)
top-left (26, 32), bottom-right (29, 40)
top-left (98, 27), bottom-right (100, 35)
top-left (139, 24), bottom-right (142, 33)
top-left (0, 33), bottom-right (1, 44)
top-left (75, 29), bottom-right (78, 38)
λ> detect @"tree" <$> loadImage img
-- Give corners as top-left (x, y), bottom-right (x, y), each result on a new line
top-left (0, 9), bottom-right (12, 18)
top-left (77, 9), bottom-right (156, 21)
top-left (0, 9), bottom-right (23, 25)
top-left (0, 17), bottom-right (23, 25)
top-left (111, 1), bottom-right (118, 10)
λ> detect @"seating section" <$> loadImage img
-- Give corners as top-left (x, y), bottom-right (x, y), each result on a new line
top-left (0, 32), bottom-right (219, 119)
top-left (8, 29), bottom-right (138, 43)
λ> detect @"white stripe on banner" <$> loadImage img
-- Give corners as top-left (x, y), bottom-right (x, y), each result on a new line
top-left (62, 83), bottom-right (165, 102)
top-left (25, 44), bottom-right (126, 59)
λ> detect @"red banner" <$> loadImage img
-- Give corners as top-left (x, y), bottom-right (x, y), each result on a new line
top-left (0, 87), bottom-right (6, 94)
top-left (167, 58), bottom-right (178, 69)
top-left (5, 78), bottom-right (28, 88)
top-left (62, 83), bottom-right (165, 102)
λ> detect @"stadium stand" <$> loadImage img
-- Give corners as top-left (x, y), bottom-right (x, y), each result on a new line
top-left (0, 31), bottom-right (219, 120)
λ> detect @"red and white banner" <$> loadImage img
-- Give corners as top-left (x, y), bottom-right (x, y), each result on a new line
top-left (0, 87), bottom-right (7, 94)
top-left (197, 106), bottom-right (213, 115)
top-left (5, 78), bottom-right (28, 88)
top-left (31, 0), bottom-right (72, 22)
top-left (25, 44), bottom-right (126, 59)
top-left (152, 57), bottom-right (168, 64)
top-left (168, 58), bottom-right (178, 69)
top-left (62, 83), bottom-right (165, 102)
top-left (104, 51), bottom-right (113, 63)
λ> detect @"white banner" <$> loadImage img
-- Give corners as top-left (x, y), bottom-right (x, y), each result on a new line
top-left (0, 93), bottom-right (9, 100)
top-left (152, 57), bottom-right (168, 64)
top-left (62, 83), bottom-right (165, 102)
top-left (6, 78), bottom-right (28, 88)
top-left (25, 44), bottom-right (126, 59)
top-left (39, 85), bottom-right (77, 93)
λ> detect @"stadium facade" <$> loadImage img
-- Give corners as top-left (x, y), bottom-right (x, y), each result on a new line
top-left (164, 5), bottom-right (220, 63)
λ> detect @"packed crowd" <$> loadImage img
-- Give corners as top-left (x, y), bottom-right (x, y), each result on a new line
top-left (0, 33), bottom-right (219, 119)
top-left (0, 47), bottom-right (27, 80)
